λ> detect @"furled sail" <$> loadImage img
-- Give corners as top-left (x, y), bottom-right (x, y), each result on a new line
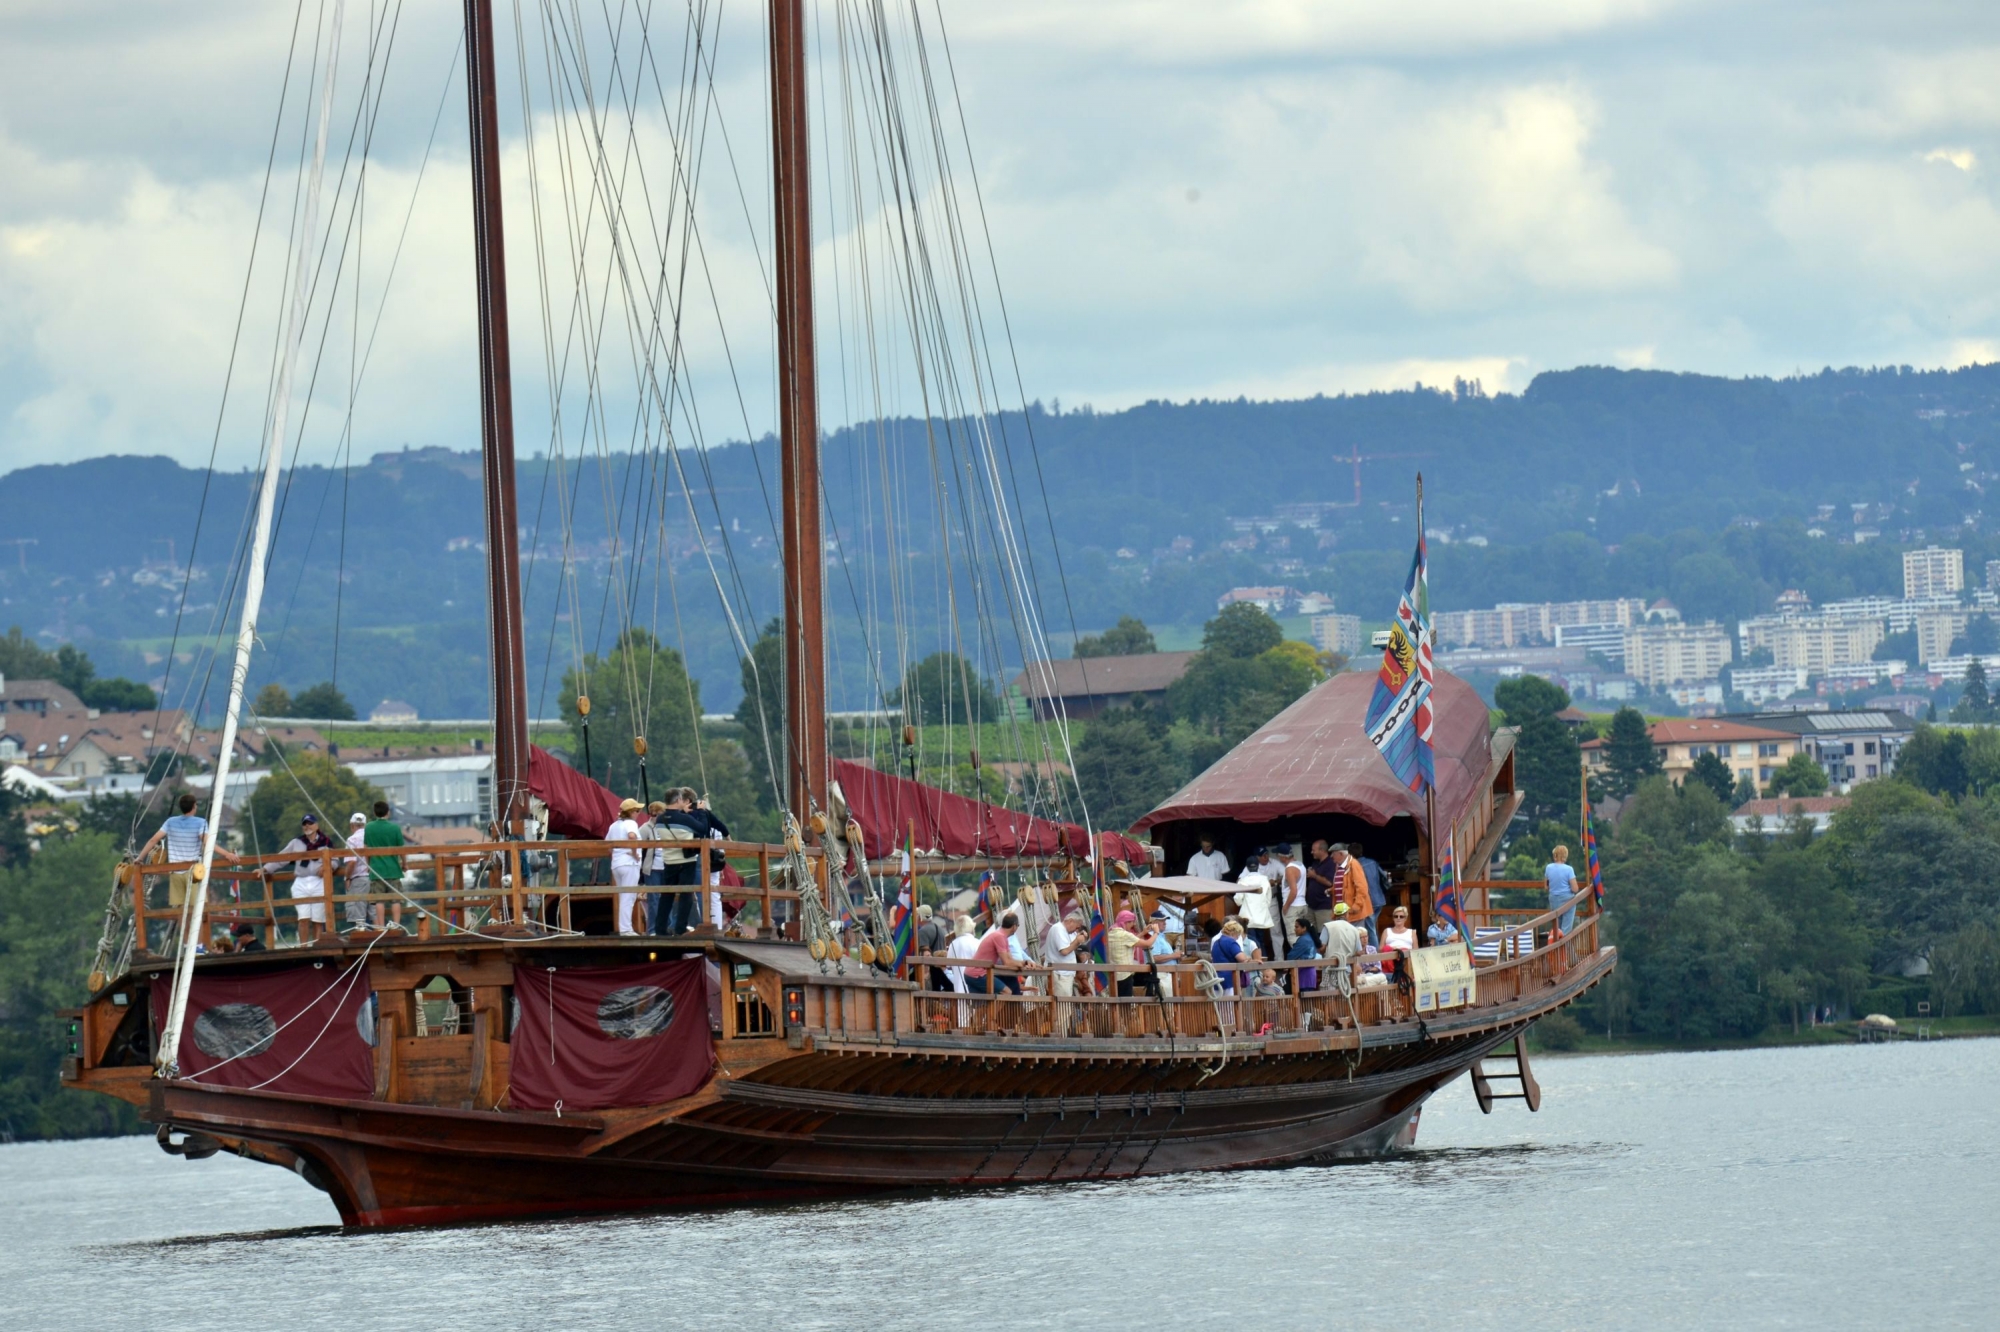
top-left (834, 759), bottom-right (1147, 864)
top-left (527, 745), bottom-right (623, 840)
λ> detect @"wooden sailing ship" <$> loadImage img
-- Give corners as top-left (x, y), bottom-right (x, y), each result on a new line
top-left (61, 0), bottom-right (1613, 1226)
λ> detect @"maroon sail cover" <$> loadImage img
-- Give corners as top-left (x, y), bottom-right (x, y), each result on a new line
top-left (834, 759), bottom-right (1148, 862)
top-left (151, 960), bottom-right (375, 1100)
top-left (508, 958), bottom-right (714, 1112)
top-left (528, 744), bottom-right (623, 839)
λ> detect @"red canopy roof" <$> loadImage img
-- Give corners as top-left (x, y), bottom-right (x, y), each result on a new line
top-left (1130, 670), bottom-right (1493, 835)
top-left (835, 758), bottom-right (1148, 864)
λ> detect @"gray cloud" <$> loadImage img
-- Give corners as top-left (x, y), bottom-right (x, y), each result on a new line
top-left (2, 0), bottom-right (1998, 475)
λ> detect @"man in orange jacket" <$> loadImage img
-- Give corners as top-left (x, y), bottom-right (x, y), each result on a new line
top-left (1332, 844), bottom-right (1376, 947)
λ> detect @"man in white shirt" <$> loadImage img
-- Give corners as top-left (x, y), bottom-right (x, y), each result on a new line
top-left (1186, 835), bottom-right (1229, 881)
top-left (607, 797), bottom-right (644, 935)
top-left (1044, 908), bottom-right (1083, 1034)
top-left (1273, 845), bottom-right (1308, 939)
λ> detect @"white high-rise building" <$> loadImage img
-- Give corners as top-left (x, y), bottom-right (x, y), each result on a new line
top-left (1625, 622), bottom-right (1733, 687)
top-left (1903, 546), bottom-right (1964, 600)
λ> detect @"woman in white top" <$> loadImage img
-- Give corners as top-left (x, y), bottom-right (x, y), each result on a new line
top-left (1381, 905), bottom-right (1419, 974)
top-left (606, 798), bottom-right (645, 935)
top-left (945, 915), bottom-right (980, 1027)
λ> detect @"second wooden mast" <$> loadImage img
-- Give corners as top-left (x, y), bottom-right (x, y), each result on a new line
top-left (770, 0), bottom-right (827, 822)
top-left (465, 0), bottom-right (530, 832)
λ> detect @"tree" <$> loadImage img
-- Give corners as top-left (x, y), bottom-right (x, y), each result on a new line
top-left (1498, 677), bottom-right (1581, 830)
top-left (734, 619), bottom-right (785, 812)
top-left (1601, 706), bottom-right (1662, 798)
top-left (1688, 751), bottom-right (1737, 805)
top-left (1892, 726), bottom-right (1966, 798)
top-left (1952, 660), bottom-right (1992, 723)
top-left (1201, 602), bottom-right (1284, 659)
top-left (243, 754), bottom-right (386, 856)
top-left (1070, 701), bottom-right (1184, 832)
top-left (560, 630), bottom-right (703, 800)
top-left (0, 627), bottom-right (57, 681)
top-left (80, 677), bottom-right (156, 712)
top-left (1874, 628), bottom-right (1917, 663)
top-left (0, 832), bottom-right (141, 1140)
top-left (1764, 750), bottom-right (1830, 798)
top-left (1950, 615), bottom-right (2000, 657)
top-left (1732, 775), bottom-right (1758, 806)
top-left (253, 683), bottom-right (294, 719)
top-left (886, 652), bottom-right (1002, 728)
top-left (290, 682), bottom-right (356, 721)
top-left (1495, 675), bottom-right (1570, 721)
top-left (1073, 616), bottom-right (1157, 658)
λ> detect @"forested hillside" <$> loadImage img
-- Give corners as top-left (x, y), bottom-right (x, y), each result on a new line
top-left (4, 362), bottom-right (1998, 718)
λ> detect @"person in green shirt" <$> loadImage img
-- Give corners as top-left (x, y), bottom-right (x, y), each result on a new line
top-left (363, 800), bottom-right (406, 930)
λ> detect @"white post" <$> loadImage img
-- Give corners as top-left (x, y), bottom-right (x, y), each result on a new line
top-left (158, 0), bottom-right (347, 1077)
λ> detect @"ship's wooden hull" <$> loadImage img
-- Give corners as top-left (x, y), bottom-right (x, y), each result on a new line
top-left (141, 989), bottom-right (1595, 1226)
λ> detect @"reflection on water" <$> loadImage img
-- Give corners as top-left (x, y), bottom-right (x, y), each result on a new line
top-left (5, 1041), bottom-right (1996, 1331)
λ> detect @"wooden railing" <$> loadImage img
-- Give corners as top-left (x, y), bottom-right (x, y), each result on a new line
top-left (122, 837), bottom-right (825, 955)
top-left (813, 892), bottom-right (1603, 1042)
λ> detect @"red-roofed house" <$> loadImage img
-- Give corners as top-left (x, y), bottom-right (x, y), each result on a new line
top-left (1583, 717), bottom-right (1805, 792)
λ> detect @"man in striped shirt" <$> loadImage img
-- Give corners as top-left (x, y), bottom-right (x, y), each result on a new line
top-left (140, 793), bottom-right (238, 947)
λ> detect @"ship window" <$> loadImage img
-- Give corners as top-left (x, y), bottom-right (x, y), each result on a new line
top-left (414, 975), bottom-right (473, 1037)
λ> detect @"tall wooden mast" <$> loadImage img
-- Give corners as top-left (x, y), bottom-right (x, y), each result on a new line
top-left (464, 0), bottom-right (530, 830)
top-left (771, 0), bottom-right (826, 819)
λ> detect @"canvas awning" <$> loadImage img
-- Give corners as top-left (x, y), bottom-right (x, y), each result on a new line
top-left (1130, 670), bottom-right (1493, 836)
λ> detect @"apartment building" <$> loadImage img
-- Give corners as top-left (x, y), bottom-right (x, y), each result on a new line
top-left (1625, 621), bottom-right (1732, 686)
top-left (1903, 546), bottom-right (1965, 600)
top-left (1915, 611), bottom-right (1972, 665)
top-left (1736, 614), bottom-right (1885, 674)
top-left (1311, 613), bottom-right (1364, 658)
top-left (1432, 597), bottom-right (1654, 649)
top-left (1724, 709), bottom-right (1915, 792)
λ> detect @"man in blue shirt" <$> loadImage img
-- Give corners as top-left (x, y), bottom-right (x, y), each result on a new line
top-left (1546, 845), bottom-right (1578, 934)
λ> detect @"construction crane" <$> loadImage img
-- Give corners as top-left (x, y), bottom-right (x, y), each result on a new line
top-left (1330, 448), bottom-right (1427, 507)
top-left (0, 538), bottom-right (36, 572)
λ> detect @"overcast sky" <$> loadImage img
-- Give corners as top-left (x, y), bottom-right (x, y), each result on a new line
top-left (3, 0), bottom-right (1998, 476)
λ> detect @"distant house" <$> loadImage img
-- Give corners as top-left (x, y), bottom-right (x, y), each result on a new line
top-left (1009, 651), bottom-right (1198, 721)
top-left (1721, 708), bottom-right (1915, 791)
top-left (1731, 796), bottom-right (1849, 835)
top-left (370, 699), bottom-right (420, 724)
top-left (1583, 718), bottom-right (1805, 791)
top-left (0, 675), bottom-right (88, 719)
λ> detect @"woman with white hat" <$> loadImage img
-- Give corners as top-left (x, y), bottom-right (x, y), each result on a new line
top-left (607, 797), bottom-right (645, 935)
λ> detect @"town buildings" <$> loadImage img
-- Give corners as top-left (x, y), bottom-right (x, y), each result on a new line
top-left (1585, 718), bottom-right (1803, 790)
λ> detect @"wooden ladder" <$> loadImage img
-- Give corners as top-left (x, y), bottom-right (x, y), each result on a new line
top-left (1471, 1032), bottom-right (1542, 1113)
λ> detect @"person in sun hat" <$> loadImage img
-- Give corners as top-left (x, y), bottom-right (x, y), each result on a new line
top-left (607, 797), bottom-right (645, 935)
top-left (343, 812), bottom-right (375, 930)
top-left (271, 813), bottom-right (335, 945)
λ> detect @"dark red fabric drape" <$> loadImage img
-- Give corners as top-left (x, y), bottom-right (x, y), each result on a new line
top-left (151, 961), bottom-right (375, 1100)
top-left (528, 744), bottom-right (623, 839)
top-left (834, 759), bottom-right (1147, 863)
top-left (508, 958), bottom-right (715, 1112)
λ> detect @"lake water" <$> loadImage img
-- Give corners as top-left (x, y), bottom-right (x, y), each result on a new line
top-left (5, 1040), bottom-right (1995, 1330)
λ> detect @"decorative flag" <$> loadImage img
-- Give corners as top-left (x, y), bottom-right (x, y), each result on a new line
top-left (889, 827), bottom-right (916, 975)
top-left (1433, 829), bottom-right (1474, 947)
top-left (1364, 513), bottom-right (1434, 794)
top-left (973, 868), bottom-right (997, 920)
top-left (1084, 847), bottom-right (1109, 992)
top-left (1581, 769), bottom-right (1606, 906)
